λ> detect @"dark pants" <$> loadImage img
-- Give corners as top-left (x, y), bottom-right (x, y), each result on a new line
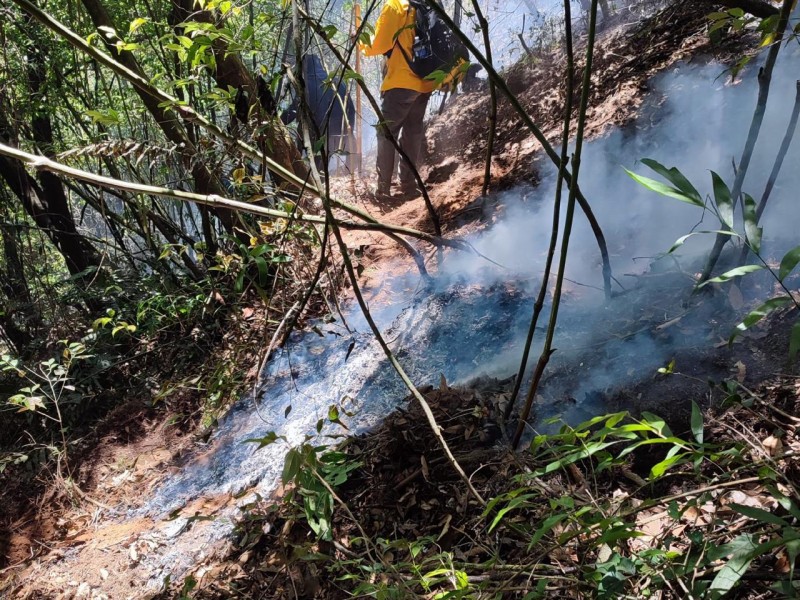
top-left (376, 88), bottom-right (431, 193)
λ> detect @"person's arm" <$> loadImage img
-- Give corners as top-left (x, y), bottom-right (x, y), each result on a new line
top-left (360, 3), bottom-right (406, 57)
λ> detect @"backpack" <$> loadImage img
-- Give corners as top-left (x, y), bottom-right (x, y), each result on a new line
top-left (395, 1), bottom-right (469, 80)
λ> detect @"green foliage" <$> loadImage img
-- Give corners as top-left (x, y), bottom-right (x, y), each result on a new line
top-left (265, 401), bottom-right (800, 598)
top-left (706, 9), bottom-right (783, 77)
top-left (628, 159), bottom-right (800, 358)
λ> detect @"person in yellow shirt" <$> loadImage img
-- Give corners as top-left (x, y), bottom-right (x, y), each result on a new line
top-left (360, 0), bottom-right (452, 200)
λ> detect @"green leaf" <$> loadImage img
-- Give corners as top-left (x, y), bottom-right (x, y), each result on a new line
top-left (650, 453), bottom-right (687, 478)
top-left (342, 69), bottom-right (364, 83)
top-left (708, 535), bottom-right (759, 598)
top-left (699, 264), bottom-right (763, 287)
top-left (244, 431), bottom-right (283, 449)
top-left (730, 296), bottom-right (792, 342)
top-left (528, 513), bottom-right (567, 549)
top-left (790, 320), bottom-right (800, 362)
top-left (253, 256), bottom-right (268, 285)
top-left (624, 169), bottom-right (704, 207)
top-left (710, 171), bottom-right (734, 228)
top-left (729, 503), bottom-right (789, 527)
top-left (282, 448), bottom-right (301, 484)
top-left (778, 245), bottom-right (800, 281)
top-left (489, 493), bottom-right (536, 532)
top-left (639, 412), bottom-right (673, 437)
top-left (786, 538), bottom-right (800, 580)
top-left (640, 158), bottom-right (704, 204)
top-left (742, 194), bottom-right (762, 253)
top-left (234, 269), bottom-right (246, 293)
top-left (129, 17), bottom-right (148, 34)
top-left (328, 405), bottom-right (339, 422)
top-left (690, 401), bottom-right (704, 445)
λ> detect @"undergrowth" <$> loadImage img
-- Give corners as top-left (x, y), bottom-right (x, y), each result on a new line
top-left (203, 378), bottom-right (800, 599)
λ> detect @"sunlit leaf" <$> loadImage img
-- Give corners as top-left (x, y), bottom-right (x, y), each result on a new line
top-left (129, 18), bottom-right (148, 34)
top-left (699, 265), bottom-right (763, 287)
top-left (641, 158), bottom-right (703, 204)
top-left (730, 296), bottom-right (792, 344)
top-left (709, 535), bottom-right (759, 597)
top-left (624, 169), bottom-right (704, 207)
top-left (711, 171), bottom-right (733, 228)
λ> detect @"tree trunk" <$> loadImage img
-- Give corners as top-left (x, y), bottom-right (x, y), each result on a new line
top-left (79, 0), bottom-right (237, 235)
top-left (0, 104), bottom-right (99, 279)
top-left (170, 0), bottom-right (309, 185)
top-left (0, 217), bottom-right (35, 353)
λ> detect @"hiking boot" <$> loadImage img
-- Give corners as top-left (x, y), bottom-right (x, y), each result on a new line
top-left (398, 184), bottom-right (423, 199)
top-left (368, 184), bottom-right (393, 203)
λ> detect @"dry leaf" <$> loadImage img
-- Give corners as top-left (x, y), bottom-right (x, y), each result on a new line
top-left (437, 514), bottom-right (453, 541)
top-left (762, 435), bottom-right (783, 457)
top-left (464, 424), bottom-right (475, 440)
top-left (775, 549), bottom-right (792, 573)
top-left (420, 455), bottom-right (430, 482)
top-left (728, 285), bottom-right (744, 310)
top-left (734, 361), bottom-right (747, 383)
top-left (724, 489), bottom-right (765, 509)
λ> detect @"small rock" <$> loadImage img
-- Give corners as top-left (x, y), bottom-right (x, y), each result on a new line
top-left (99, 568), bottom-right (109, 581)
top-left (75, 582), bottom-right (91, 599)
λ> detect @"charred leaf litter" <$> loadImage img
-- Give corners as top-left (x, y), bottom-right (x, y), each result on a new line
top-left (108, 48), bottom-right (800, 587)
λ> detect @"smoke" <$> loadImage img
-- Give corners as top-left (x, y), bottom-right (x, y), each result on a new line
top-left (445, 43), bottom-right (800, 292)
top-left (120, 27), bottom-right (800, 584)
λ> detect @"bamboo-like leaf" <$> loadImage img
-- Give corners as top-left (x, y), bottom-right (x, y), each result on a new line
top-left (729, 296), bottom-right (792, 344)
top-left (641, 158), bottom-right (703, 204)
top-left (711, 171), bottom-right (734, 228)
top-left (624, 169), bottom-right (704, 207)
top-left (667, 230), bottom-right (737, 254)
top-left (742, 194), bottom-right (762, 253)
top-left (778, 245), bottom-right (800, 281)
top-left (699, 265), bottom-right (763, 287)
top-left (709, 535), bottom-right (759, 597)
top-left (730, 503), bottom-right (789, 527)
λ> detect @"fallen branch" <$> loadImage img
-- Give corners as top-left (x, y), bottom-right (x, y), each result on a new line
top-left (0, 143), bottom-right (470, 254)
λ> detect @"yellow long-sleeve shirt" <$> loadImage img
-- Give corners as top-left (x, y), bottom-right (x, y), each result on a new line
top-left (360, 0), bottom-right (438, 94)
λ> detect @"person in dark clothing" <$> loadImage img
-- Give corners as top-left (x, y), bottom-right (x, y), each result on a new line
top-left (283, 54), bottom-right (356, 173)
